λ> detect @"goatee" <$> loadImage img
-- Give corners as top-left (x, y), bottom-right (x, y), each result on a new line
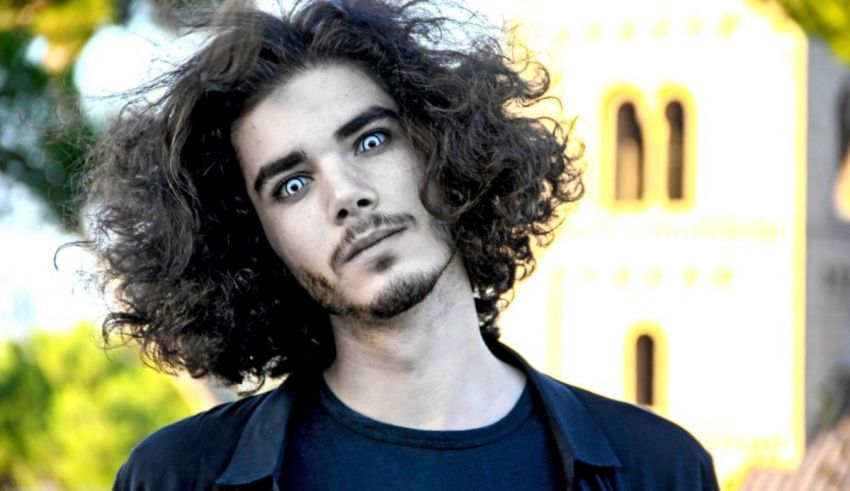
top-left (293, 255), bottom-right (451, 322)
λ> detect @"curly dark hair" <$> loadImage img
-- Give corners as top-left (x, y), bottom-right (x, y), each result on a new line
top-left (78, 0), bottom-right (583, 389)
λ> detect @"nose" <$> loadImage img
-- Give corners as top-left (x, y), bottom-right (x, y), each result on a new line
top-left (323, 160), bottom-right (378, 224)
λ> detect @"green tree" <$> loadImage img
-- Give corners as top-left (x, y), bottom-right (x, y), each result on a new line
top-left (0, 0), bottom-right (209, 224)
top-left (0, 341), bottom-right (52, 489)
top-left (0, 0), bottom-right (111, 223)
top-left (0, 324), bottom-right (196, 490)
top-left (777, 0), bottom-right (850, 64)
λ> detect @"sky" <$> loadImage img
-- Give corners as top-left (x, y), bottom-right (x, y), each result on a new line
top-left (0, 176), bottom-right (105, 339)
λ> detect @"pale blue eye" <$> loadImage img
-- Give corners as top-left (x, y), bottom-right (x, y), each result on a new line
top-left (357, 131), bottom-right (388, 153)
top-left (277, 176), bottom-right (311, 197)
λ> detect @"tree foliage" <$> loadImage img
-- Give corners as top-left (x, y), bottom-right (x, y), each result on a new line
top-left (0, 0), bottom-right (110, 224)
top-left (0, 341), bottom-right (51, 490)
top-left (0, 324), bottom-right (195, 490)
top-left (777, 0), bottom-right (850, 65)
top-left (0, 0), bottom-right (207, 225)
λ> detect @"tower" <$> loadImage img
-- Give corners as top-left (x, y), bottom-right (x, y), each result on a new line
top-left (498, 0), bottom-right (850, 487)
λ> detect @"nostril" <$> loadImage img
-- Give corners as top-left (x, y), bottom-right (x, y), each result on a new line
top-left (356, 198), bottom-right (371, 208)
top-left (338, 209), bottom-right (349, 219)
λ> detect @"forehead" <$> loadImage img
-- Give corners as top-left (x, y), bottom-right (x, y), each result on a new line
top-left (234, 63), bottom-right (397, 161)
top-left (233, 63), bottom-right (398, 181)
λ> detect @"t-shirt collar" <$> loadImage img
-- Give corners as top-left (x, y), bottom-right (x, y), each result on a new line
top-left (489, 341), bottom-right (623, 479)
top-left (214, 341), bottom-right (622, 488)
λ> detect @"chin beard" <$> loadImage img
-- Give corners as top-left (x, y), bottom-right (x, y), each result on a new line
top-left (293, 253), bottom-right (453, 322)
top-left (366, 268), bottom-right (442, 319)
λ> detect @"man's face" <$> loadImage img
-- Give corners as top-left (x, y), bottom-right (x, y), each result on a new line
top-left (234, 63), bottom-right (454, 321)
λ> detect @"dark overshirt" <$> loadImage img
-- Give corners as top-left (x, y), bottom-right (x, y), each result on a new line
top-left (113, 342), bottom-right (720, 490)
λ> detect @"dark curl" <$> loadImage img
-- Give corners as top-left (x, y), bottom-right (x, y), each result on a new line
top-left (78, 0), bottom-right (583, 389)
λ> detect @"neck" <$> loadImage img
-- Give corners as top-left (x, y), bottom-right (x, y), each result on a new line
top-left (323, 255), bottom-right (526, 430)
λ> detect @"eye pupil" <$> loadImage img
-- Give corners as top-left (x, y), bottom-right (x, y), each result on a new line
top-left (280, 177), bottom-right (308, 197)
top-left (359, 132), bottom-right (386, 152)
top-left (274, 175), bottom-right (311, 199)
top-left (286, 180), bottom-right (302, 193)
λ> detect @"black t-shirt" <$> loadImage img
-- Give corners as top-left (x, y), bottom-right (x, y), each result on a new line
top-left (280, 378), bottom-right (565, 491)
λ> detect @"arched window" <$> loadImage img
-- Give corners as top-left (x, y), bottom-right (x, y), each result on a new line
top-left (625, 326), bottom-right (667, 412)
top-left (665, 101), bottom-right (686, 201)
top-left (615, 103), bottom-right (644, 201)
top-left (635, 334), bottom-right (654, 406)
top-left (837, 153), bottom-right (850, 221)
top-left (840, 81), bottom-right (850, 161)
top-left (836, 83), bottom-right (850, 221)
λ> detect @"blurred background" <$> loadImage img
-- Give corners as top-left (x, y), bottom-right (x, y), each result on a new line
top-left (0, 0), bottom-right (848, 489)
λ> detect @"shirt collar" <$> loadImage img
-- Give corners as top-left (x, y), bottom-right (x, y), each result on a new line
top-left (488, 341), bottom-right (622, 477)
top-left (214, 373), bottom-right (303, 487)
top-left (215, 342), bottom-right (621, 488)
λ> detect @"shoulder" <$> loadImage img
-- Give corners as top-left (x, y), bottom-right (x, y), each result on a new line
top-left (557, 380), bottom-right (718, 489)
top-left (113, 390), bottom-right (273, 491)
top-left (568, 383), bottom-right (709, 460)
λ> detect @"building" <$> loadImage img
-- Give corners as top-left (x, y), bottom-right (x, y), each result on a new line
top-left (498, 0), bottom-right (850, 488)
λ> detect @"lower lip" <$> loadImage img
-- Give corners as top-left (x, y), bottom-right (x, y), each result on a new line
top-left (348, 229), bottom-right (404, 263)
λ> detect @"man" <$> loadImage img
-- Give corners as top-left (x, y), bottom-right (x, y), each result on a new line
top-left (82, 0), bottom-right (719, 489)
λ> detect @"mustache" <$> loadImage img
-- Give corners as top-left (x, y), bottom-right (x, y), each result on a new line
top-left (330, 213), bottom-right (417, 268)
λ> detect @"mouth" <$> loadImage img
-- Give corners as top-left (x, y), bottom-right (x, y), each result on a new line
top-left (342, 226), bottom-right (405, 264)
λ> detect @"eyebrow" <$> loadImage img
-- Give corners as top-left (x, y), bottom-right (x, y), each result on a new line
top-left (253, 150), bottom-right (307, 193)
top-left (252, 105), bottom-right (399, 194)
top-left (334, 105), bottom-right (399, 141)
